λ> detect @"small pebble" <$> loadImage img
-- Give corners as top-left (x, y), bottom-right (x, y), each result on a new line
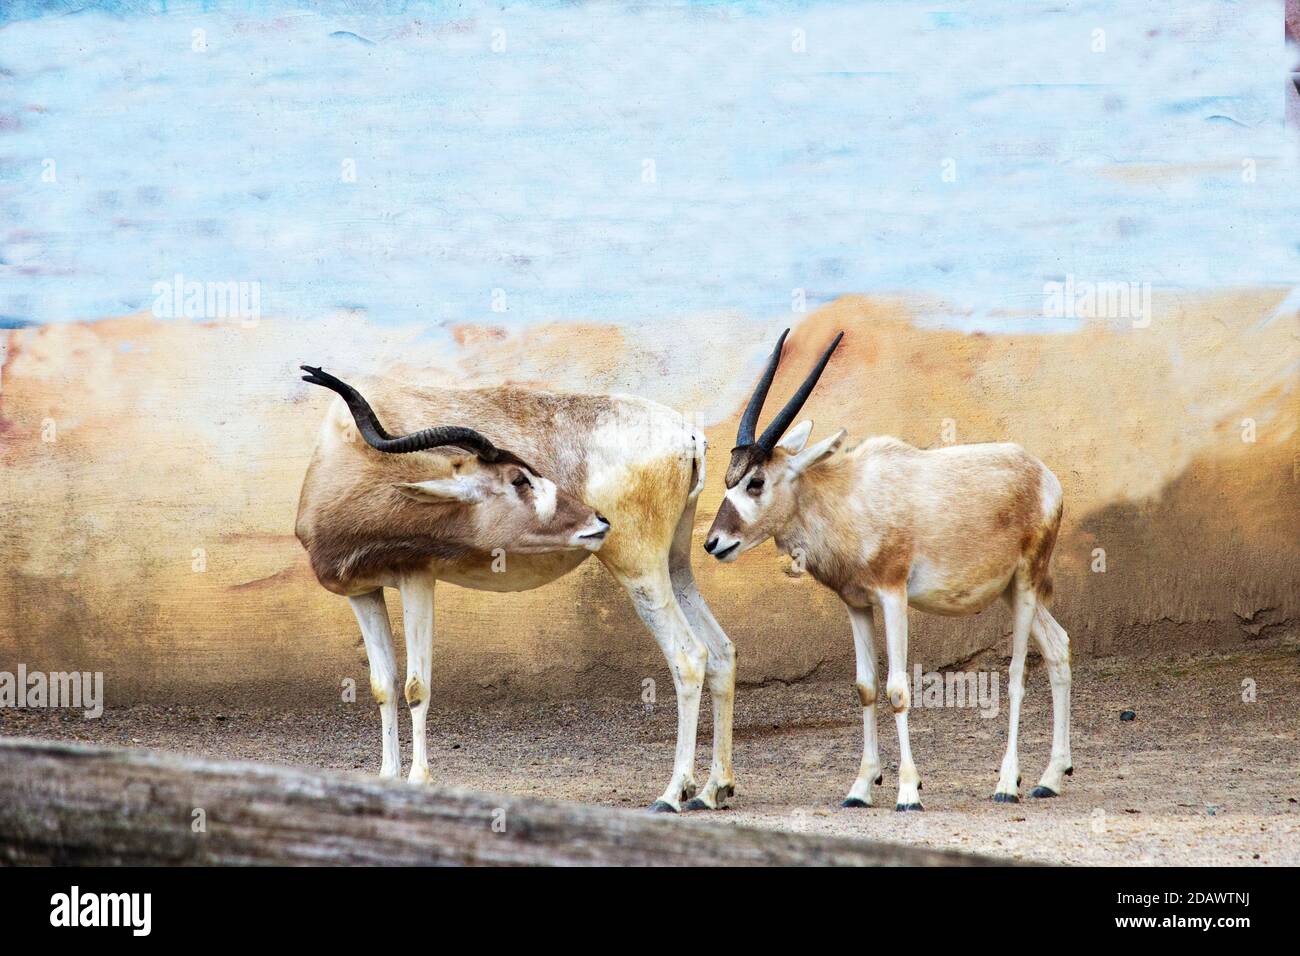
top-left (1120, 710), bottom-right (1136, 721)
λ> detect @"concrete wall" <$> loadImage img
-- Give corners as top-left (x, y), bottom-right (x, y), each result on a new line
top-left (1, 2), bottom-right (1296, 708)
top-left (2, 292), bottom-right (1295, 706)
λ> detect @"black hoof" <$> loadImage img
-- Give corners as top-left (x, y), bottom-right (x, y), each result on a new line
top-left (1030, 786), bottom-right (1059, 799)
top-left (992, 792), bottom-right (1019, 803)
top-left (841, 797), bottom-right (870, 809)
top-left (1065, 766), bottom-right (1074, 776)
top-left (682, 797), bottom-right (715, 811)
top-left (896, 802), bottom-right (924, 812)
top-left (647, 800), bottom-right (678, 814)
top-left (874, 774), bottom-right (883, 785)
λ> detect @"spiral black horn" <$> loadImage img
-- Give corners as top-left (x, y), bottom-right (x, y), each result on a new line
top-left (299, 365), bottom-right (525, 465)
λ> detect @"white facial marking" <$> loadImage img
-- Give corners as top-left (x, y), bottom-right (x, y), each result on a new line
top-left (532, 474), bottom-right (557, 522)
top-left (709, 479), bottom-right (762, 561)
top-left (726, 482), bottom-right (762, 524)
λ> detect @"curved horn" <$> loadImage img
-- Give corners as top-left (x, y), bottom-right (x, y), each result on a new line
top-left (299, 366), bottom-right (520, 463)
top-left (755, 331), bottom-right (844, 451)
top-left (736, 328), bottom-right (789, 446)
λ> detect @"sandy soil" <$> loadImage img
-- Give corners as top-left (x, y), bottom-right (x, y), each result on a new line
top-left (4, 637), bottom-right (1297, 866)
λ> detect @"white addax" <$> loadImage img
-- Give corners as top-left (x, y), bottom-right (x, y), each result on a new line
top-left (704, 331), bottom-right (1072, 809)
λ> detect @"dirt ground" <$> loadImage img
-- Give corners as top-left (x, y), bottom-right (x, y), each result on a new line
top-left (4, 636), bottom-right (1297, 866)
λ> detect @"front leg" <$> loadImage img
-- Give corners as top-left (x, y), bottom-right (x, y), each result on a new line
top-left (347, 590), bottom-right (401, 778)
top-left (398, 571), bottom-right (437, 785)
top-left (878, 587), bottom-right (922, 811)
top-left (842, 603), bottom-right (882, 807)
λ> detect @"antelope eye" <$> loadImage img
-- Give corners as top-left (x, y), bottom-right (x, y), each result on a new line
top-left (746, 477), bottom-right (765, 494)
top-left (511, 474), bottom-right (531, 489)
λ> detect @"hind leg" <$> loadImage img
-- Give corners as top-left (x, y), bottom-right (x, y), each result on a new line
top-left (608, 560), bottom-right (708, 812)
top-left (348, 590), bottom-right (401, 778)
top-left (994, 581), bottom-right (1036, 802)
top-left (1029, 605), bottom-right (1073, 797)
top-left (670, 500), bottom-right (736, 811)
top-left (398, 570), bottom-right (437, 785)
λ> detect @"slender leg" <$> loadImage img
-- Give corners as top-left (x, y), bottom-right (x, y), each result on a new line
top-left (617, 564), bottom-right (708, 812)
top-left (348, 590), bottom-right (401, 778)
top-left (670, 501), bottom-right (736, 811)
top-left (398, 571), bottom-right (436, 785)
top-left (995, 584), bottom-right (1037, 802)
top-left (672, 574), bottom-right (735, 810)
top-left (842, 603), bottom-right (881, 807)
top-left (877, 587), bottom-right (922, 810)
top-left (1029, 604), bottom-right (1073, 797)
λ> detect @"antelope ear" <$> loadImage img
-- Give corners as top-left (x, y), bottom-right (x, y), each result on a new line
top-left (394, 478), bottom-right (481, 504)
top-left (776, 419), bottom-right (814, 453)
top-left (789, 429), bottom-right (846, 475)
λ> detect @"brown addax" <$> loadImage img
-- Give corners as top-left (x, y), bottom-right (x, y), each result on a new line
top-left (295, 366), bottom-right (734, 812)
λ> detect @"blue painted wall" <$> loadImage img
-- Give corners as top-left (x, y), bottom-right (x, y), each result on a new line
top-left (1, 0), bottom-right (1295, 332)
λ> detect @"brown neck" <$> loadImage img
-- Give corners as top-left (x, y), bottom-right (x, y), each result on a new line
top-left (774, 454), bottom-right (859, 590)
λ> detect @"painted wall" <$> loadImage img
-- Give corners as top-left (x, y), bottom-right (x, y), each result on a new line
top-left (2, 294), bottom-right (1295, 705)
top-left (0, 1), bottom-right (1297, 705)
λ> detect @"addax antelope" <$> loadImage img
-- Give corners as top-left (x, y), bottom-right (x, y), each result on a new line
top-left (295, 366), bottom-right (735, 812)
top-left (703, 330), bottom-right (1072, 809)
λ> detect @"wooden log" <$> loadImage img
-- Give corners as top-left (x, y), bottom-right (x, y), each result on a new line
top-left (0, 737), bottom-right (1011, 866)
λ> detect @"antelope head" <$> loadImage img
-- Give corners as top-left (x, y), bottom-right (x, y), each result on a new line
top-left (301, 366), bottom-right (610, 554)
top-left (703, 330), bottom-right (845, 562)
